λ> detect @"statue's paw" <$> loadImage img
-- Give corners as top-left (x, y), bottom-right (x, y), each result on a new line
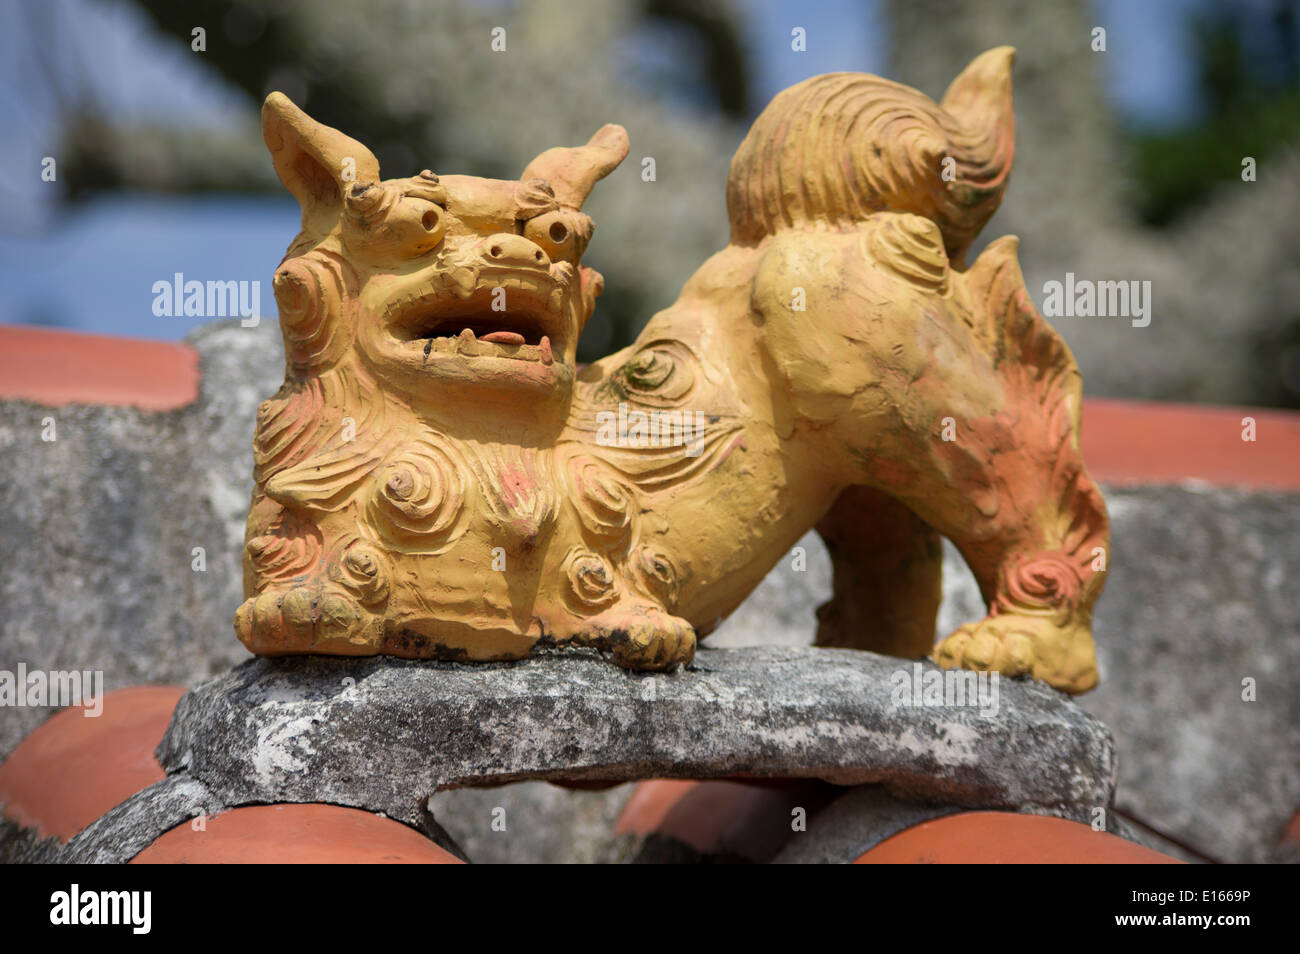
top-left (235, 583), bottom-right (375, 654)
top-left (603, 606), bottom-right (696, 672)
top-left (933, 614), bottom-right (1098, 694)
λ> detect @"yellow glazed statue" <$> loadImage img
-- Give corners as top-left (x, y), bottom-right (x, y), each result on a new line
top-left (237, 47), bottom-right (1110, 693)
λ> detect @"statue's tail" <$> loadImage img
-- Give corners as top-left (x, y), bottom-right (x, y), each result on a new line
top-left (725, 47), bottom-right (1016, 263)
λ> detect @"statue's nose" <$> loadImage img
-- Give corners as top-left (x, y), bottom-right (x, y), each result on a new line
top-left (482, 234), bottom-right (551, 269)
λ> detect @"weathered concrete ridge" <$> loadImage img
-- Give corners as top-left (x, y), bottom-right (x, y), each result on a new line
top-left (151, 647), bottom-right (1115, 837)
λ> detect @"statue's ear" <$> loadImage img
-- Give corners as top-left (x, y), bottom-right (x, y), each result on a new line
top-left (262, 92), bottom-right (380, 237)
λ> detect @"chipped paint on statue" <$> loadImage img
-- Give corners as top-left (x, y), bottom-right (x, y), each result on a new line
top-left (237, 48), bottom-right (1111, 694)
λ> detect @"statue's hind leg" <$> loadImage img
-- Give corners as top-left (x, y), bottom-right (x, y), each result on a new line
top-left (932, 513), bottom-right (1107, 696)
top-left (858, 401), bottom-right (1110, 695)
top-left (814, 485), bottom-right (943, 659)
top-left (813, 472), bottom-right (1107, 695)
top-left (831, 235), bottom-right (1109, 694)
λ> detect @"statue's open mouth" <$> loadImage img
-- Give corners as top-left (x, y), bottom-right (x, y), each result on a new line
top-left (389, 268), bottom-right (572, 369)
top-left (401, 312), bottom-right (556, 365)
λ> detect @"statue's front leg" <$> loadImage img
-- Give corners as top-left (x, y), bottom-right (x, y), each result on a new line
top-left (544, 546), bottom-right (697, 671)
top-left (235, 582), bottom-right (380, 655)
top-left (236, 513), bottom-right (389, 655)
top-left (568, 600), bottom-right (697, 672)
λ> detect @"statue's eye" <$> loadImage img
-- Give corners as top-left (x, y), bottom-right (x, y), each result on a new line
top-left (524, 209), bottom-right (588, 261)
top-left (408, 198), bottom-right (446, 248)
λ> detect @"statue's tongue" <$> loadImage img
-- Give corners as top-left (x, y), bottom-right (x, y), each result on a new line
top-left (481, 331), bottom-right (526, 345)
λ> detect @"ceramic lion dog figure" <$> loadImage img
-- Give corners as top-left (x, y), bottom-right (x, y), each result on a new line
top-left (238, 47), bottom-right (1110, 693)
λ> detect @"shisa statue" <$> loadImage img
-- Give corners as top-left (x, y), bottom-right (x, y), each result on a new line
top-left (237, 47), bottom-right (1110, 694)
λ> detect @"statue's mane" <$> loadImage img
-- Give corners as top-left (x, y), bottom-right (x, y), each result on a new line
top-left (255, 245), bottom-right (399, 512)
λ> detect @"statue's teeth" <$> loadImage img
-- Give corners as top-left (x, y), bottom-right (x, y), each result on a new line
top-left (539, 335), bottom-right (553, 365)
top-left (448, 267), bottom-right (476, 299)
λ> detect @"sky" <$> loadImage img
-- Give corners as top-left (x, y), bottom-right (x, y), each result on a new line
top-left (0, 0), bottom-right (1222, 340)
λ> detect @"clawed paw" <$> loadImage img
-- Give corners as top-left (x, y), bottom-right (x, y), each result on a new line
top-left (933, 614), bottom-right (1098, 694)
top-left (235, 583), bottom-right (378, 654)
top-left (590, 606), bottom-right (696, 672)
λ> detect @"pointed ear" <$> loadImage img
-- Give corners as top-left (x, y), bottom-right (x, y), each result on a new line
top-left (521, 124), bottom-right (628, 209)
top-left (262, 92), bottom-right (380, 236)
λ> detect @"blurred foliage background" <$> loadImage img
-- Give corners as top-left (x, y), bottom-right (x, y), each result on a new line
top-left (1132, 4), bottom-right (1300, 226)
top-left (3, 0), bottom-right (1299, 407)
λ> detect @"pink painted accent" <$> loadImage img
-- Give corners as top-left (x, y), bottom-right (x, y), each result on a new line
top-left (714, 434), bottom-right (746, 466)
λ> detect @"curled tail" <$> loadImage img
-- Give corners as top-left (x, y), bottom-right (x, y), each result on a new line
top-left (726, 46), bottom-right (1015, 261)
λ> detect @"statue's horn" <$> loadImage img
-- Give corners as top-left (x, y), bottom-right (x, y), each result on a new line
top-left (521, 124), bottom-right (629, 209)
